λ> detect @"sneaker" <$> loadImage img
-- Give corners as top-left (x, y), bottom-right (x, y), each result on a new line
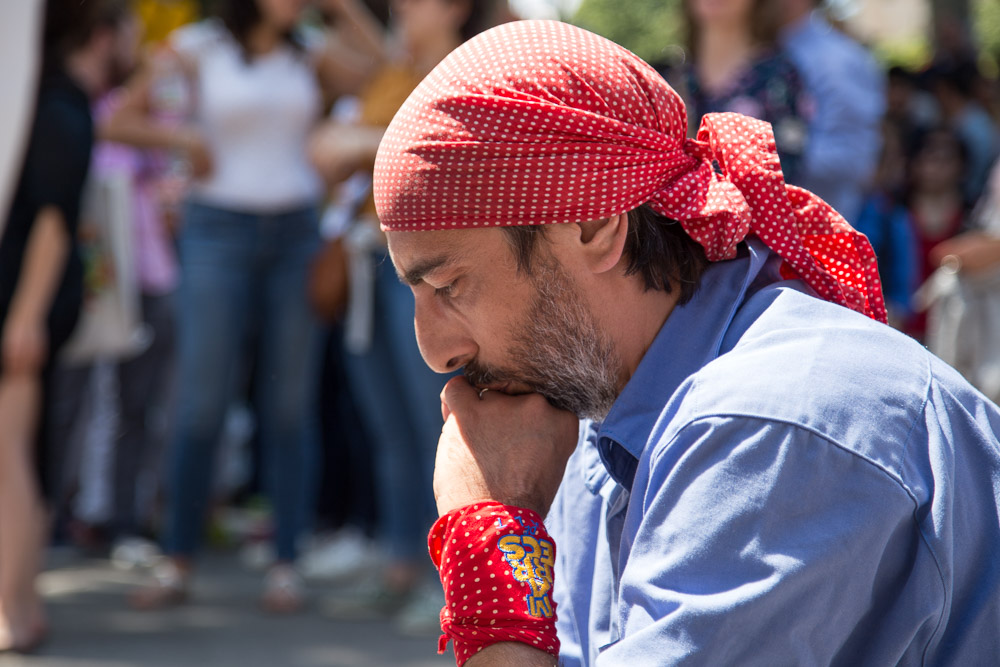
top-left (110, 537), bottom-right (163, 571)
top-left (299, 527), bottom-right (381, 582)
top-left (394, 584), bottom-right (445, 637)
top-left (319, 578), bottom-right (413, 621)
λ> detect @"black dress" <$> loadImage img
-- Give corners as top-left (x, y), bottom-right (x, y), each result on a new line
top-left (0, 69), bottom-right (93, 496)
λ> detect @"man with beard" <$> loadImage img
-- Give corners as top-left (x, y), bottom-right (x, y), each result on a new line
top-left (373, 20), bottom-right (1000, 667)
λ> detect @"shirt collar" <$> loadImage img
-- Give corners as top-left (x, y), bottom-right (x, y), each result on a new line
top-left (594, 238), bottom-right (779, 489)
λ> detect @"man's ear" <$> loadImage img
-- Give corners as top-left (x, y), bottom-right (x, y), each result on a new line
top-left (575, 212), bottom-right (629, 275)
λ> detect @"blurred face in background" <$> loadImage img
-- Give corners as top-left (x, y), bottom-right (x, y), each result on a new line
top-left (875, 122), bottom-right (906, 194)
top-left (106, 11), bottom-right (142, 89)
top-left (392, 0), bottom-right (468, 51)
top-left (257, 0), bottom-right (309, 32)
top-left (688, 0), bottom-right (756, 28)
top-left (887, 76), bottom-right (913, 119)
top-left (912, 131), bottom-right (966, 194)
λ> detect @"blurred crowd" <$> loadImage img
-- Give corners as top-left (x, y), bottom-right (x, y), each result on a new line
top-left (1, 0), bottom-right (999, 655)
top-left (659, 0), bottom-right (1000, 395)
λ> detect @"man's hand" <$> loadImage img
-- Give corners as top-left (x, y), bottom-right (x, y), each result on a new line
top-left (434, 377), bottom-right (579, 517)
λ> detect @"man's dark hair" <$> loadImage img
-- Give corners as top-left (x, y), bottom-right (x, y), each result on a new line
top-left (501, 205), bottom-right (709, 305)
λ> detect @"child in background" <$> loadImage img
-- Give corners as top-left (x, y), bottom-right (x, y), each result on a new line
top-left (903, 127), bottom-right (970, 340)
top-left (96, 87), bottom-right (180, 566)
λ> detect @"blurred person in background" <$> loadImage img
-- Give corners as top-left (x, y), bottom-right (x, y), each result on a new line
top-left (308, 0), bottom-right (496, 634)
top-left (902, 127), bottom-right (969, 341)
top-left (40, 4), bottom-right (196, 564)
top-left (780, 0), bottom-right (885, 224)
top-left (295, 0), bottom-right (390, 584)
top-left (854, 121), bottom-right (918, 328)
top-left (113, 0), bottom-right (375, 613)
top-left (885, 65), bottom-right (938, 149)
top-left (294, 2), bottom-right (398, 588)
top-left (35, 3), bottom-right (196, 563)
top-left (679, 0), bottom-right (808, 184)
top-left (97, 0), bottom-right (202, 569)
top-left (927, 61), bottom-right (999, 205)
top-left (923, 161), bottom-right (1000, 405)
top-left (95, 93), bottom-right (182, 570)
top-left (0, 0), bottom-right (133, 652)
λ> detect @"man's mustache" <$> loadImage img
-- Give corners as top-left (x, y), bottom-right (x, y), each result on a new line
top-left (463, 361), bottom-right (508, 388)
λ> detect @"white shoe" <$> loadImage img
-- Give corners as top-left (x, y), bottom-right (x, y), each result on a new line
top-left (110, 537), bottom-right (163, 570)
top-left (299, 527), bottom-right (380, 582)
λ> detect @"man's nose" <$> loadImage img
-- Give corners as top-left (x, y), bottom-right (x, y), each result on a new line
top-left (414, 300), bottom-right (476, 374)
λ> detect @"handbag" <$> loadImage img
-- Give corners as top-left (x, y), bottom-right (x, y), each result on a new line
top-left (60, 170), bottom-right (150, 365)
top-left (308, 235), bottom-right (349, 323)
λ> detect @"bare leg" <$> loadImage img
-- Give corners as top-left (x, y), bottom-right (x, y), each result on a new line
top-left (0, 373), bottom-right (48, 651)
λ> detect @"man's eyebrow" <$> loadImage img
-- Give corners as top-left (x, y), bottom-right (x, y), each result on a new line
top-left (398, 253), bottom-right (457, 286)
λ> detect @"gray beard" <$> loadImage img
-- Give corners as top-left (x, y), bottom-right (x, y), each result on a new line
top-left (465, 257), bottom-right (622, 421)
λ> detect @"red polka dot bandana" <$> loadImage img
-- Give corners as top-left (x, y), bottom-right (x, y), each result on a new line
top-left (374, 20), bottom-right (887, 322)
top-left (428, 502), bottom-right (559, 665)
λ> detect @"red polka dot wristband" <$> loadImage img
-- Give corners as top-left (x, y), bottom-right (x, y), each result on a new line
top-left (428, 502), bottom-right (560, 665)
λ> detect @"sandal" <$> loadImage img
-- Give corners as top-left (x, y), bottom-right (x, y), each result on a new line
top-left (260, 565), bottom-right (304, 614)
top-left (128, 559), bottom-right (189, 610)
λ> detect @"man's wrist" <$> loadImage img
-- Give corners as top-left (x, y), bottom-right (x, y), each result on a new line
top-left (436, 495), bottom-right (546, 518)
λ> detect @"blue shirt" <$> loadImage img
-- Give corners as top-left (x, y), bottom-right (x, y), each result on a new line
top-left (547, 239), bottom-right (1000, 665)
top-left (780, 11), bottom-right (885, 223)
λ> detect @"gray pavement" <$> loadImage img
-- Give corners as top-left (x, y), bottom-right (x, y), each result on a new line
top-left (0, 551), bottom-right (453, 667)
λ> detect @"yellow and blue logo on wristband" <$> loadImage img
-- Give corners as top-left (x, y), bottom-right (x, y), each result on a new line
top-left (497, 532), bottom-right (555, 618)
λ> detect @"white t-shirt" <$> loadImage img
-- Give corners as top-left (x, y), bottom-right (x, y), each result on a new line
top-left (172, 20), bottom-right (323, 212)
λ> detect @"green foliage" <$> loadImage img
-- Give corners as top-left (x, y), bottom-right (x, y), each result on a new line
top-left (974, 0), bottom-right (1000, 65)
top-left (872, 37), bottom-right (933, 69)
top-left (571, 0), bottom-right (685, 65)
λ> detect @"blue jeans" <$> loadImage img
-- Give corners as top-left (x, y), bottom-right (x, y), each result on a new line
top-left (164, 201), bottom-right (320, 562)
top-left (344, 253), bottom-right (449, 563)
